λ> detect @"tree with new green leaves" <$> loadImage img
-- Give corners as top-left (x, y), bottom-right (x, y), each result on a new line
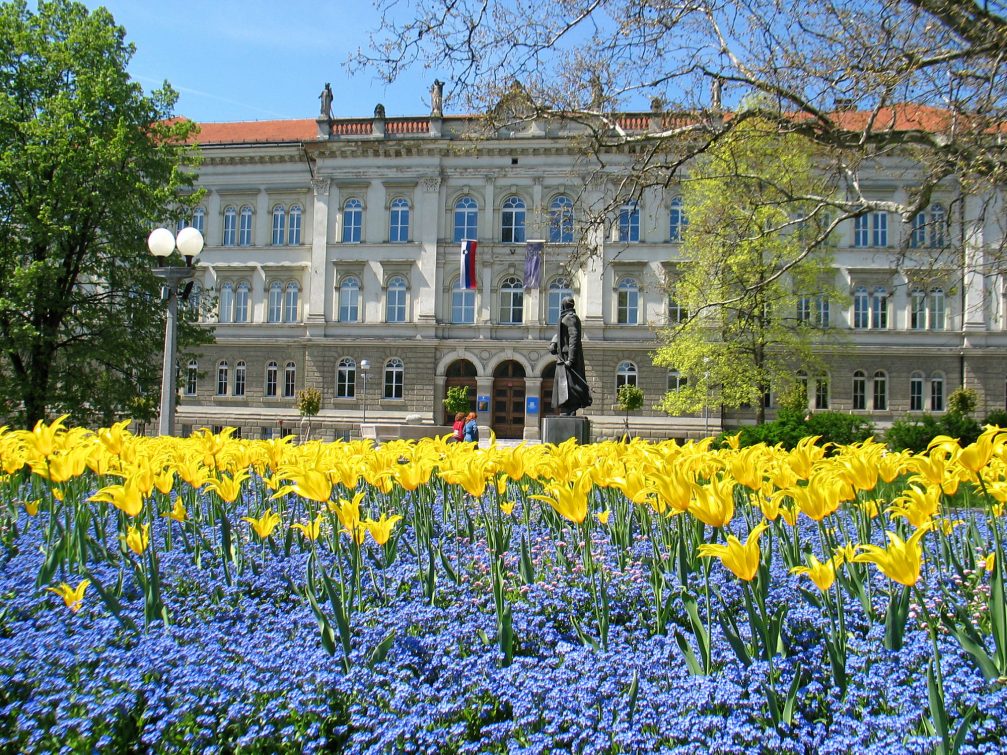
top-left (654, 117), bottom-right (843, 424)
top-left (0, 0), bottom-right (209, 426)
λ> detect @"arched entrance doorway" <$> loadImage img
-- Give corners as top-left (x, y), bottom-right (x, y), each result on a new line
top-left (492, 361), bottom-right (526, 439)
top-left (444, 359), bottom-right (477, 424)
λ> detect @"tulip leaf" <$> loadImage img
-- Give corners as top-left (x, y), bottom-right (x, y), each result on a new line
top-left (990, 561), bottom-right (1007, 670)
top-left (926, 662), bottom-right (951, 755)
top-left (674, 630), bottom-right (705, 676)
top-left (884, 585), bottom-right (911, 651)
top-left (82, 568), bottom-right (137, 633)
top-left (368, 629), bottom-right (396, 668)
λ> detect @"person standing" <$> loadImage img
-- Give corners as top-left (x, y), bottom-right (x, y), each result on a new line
top-left (463, 412), bottom-right (479, 443)
top-left (449, 411), bottom-right (465, 443)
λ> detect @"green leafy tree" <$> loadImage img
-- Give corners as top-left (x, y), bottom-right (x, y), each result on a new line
top-left (297, 387), bottom-right (322, 442)
top-left (442, 385), bottom-right (472, 417)
top-left (655, 118), bottom-right (842, 424)
top-left (616, 383), bottom-right (644, 440)
top-left (0, 0), bottom-right (208, 426)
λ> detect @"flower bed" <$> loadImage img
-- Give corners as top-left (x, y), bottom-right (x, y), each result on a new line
top-left (0, 420), bottom-right (1006, 753)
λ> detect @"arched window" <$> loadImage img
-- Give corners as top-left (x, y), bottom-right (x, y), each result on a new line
top-left (265, 361), bottom-right (278, 397)
top-left (796, 371), bottom-right (809, 406)
top-left (910, 371), bottom-right (924, 411)
top-left (930, 373), bottom-right (945, 412)
top-left (453, 196), bottom-right (478, 242)
top-left (549, 195), bottom-right (574, 243)
top-left (910, 211), bottom-right (927, 249)
top-left (191, 207), bottom-right (205, 235)
top-left (342, 199), bottom-right (363, 243)
top-left (288, 205), bottom-right (302, 245)
top-left (339, 276), bottom-right (360, 322)
top-left (222, 206), bottom-right (237, 246)
top-left (185, 360), bottom-right (198, 396)
top-left (669, 197), bottom-right (687, 241)
top-left (271, 205), bottom-right (286, 245)
top-left (667, 369), bottom-right (687, 392)
top-left (501, 196), bottom-right (526, 243)
top-left (873, 371), bottom-right (888, 411)
top-left (283, 362), bottom-right (296, 398)
top-left (499, 276), bottom-right (524, 324)
top-left (451, 276), bottom-right (475, 324)
top-left (187, 282), bottom-right (202, 316)
top-left (234, 361), bottom-right (246, 397)
top-left (283, 282), bottom-right (299, 323)
top-left (336, 357), bottom-right (356, 398)
top-left (234, 281), bottom-right (250, 323)
top-left (386, 275), bottom-right (408, 323)
top-left (617, 277), bottom-right (639, 325)
top-left (218, 282), bottom-right (234, 323)
top-left (547, 278), bottom-right (573, 325)
top-left (216, 361), bottom-right (229, 396)
top-left (853, 286), bottom-right (869, 329)
top-left (871, 287), bottom-right (888, 329)
top-left (238, 206), bottom-right (253, 246)
top-left (911, 288), bottom-right (926, 330)
top-left (267, 281), bottom-right (283, 323)
top-left (930, 203), bottom-right (946, 247)
top-left (384, 358), bottom-right (404, 400)
top-left (930, 288), bottom-right (945, 330)
top-left (852, 370), bottom-right (866, 410)
top-left (814, 373), bottom-right (829, 410)
top-left (616, 361), bottom-right (638, 389)
top-left (389, 198), bottom-right (410, 242)
top-left (619, 201), bottom-right (640, 242)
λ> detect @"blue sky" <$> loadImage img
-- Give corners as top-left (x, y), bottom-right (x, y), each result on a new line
top-left (82, 1), bottom-right (436, 123)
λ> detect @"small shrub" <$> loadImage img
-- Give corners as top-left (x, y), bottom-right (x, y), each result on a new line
top-left (983, 409), bottom-right (1007, 428)
top-left (886, 411), bottom-right (981, 452)
top-left (728, 411), bottom-right (874, 450)
top-left (947, 387), bottom-right (978, 417)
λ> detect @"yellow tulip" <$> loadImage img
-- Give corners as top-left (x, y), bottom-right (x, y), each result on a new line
top-left (689, 474), bottom-right (736, 529)
top-left (124, 523), bottom-right (150, 556)
top-left (698, 521), bottom-right (769, 581)
top-left (165, 499), bottom-right (187, 522)
top-left (90, 477), bottom-right (145, 518)
top-left (242, 509), bottom-right (282, 539)
top-left (647, 464), bottom-right (693, 515)
top-left (204, 470), bottom-right (250, 503)
top-left (364, 513), bottom-right (403, 545)
top-left (528, 472), bottom-right (593, 525)
top-left (890, 485), bottom-right (941, 528)
top-left (596, 510), bottom-right (611, 525)
top-left (500, 501), bottom-right (516, 516)
top-left (728, 446), bottom-right (766, 491)
top-left (787, 436), bottom-right (824, 480)
top-left (272, 466), bottom-right (332, 503)
top-left (984, 552), bottom-right (996, 572)
top-left (52, 487), bottom-right (64, 502)
top-left (609, 468), bottom-right (655, 507)
top-left (329, 491), bottom-right (364, 534)
top-left (24, 414), bottom-right (69, 459)
top-left (24, 499), bottom-right (40, 516)
top-left (292, 513), bottom-right (324, 541)
top-left (153, 469), bottom-right (175, 496)
top-left (46, 579), bottom-right (89, 613)
top-left (852, 524), bottom-right (932, 586)
top-left (790, 553), bottom-right (838, 592)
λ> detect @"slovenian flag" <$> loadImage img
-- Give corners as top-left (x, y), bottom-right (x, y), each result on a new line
top-left (460, 239), bottom-right (477, 289)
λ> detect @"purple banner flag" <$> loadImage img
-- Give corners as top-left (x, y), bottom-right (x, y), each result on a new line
top-left (524, 240), bottom-right (543, 289)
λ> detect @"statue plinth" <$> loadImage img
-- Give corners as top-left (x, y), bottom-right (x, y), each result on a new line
top-left (542, 416), bottom-right (590, 445)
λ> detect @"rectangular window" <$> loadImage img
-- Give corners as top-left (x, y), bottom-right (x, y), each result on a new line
top-left (814, 377), bottom-right (829, 410)
top-left (815, 296), bottom-right (829, 327)
top-left (797, 296), bottom-right (811, 324)
top-left (873, 377), bottom-right (887, 411)
top-left (853, 215), bottom-right (869, 247)
top-left (871, 290), bottom-right (888, 329)
top-left (283, 367), bottom-right (296, 398)
top-left (930, 290), bottom-right (945, 330)
top-left (910, 290), bottom-right (926, 330)
top-left (872, 212), bottom-right (888, 247)
top-left (288, 208), bottom-right (302, 245)
top-left (618, 205), bottom-right (640, 242)
top-left (853, 289), bottom-right (869, 329)
top-left (265, 368), bottom-right (277, 397)
top-left (234, 368), bottom-right (246, 397)
top-left (852, 375), bottom-right (866, 410)
top-left (272, 209), bottom-right (285, 245)
top-left (452, 288), bottom-right (475, 324)
top-left (910, 377), bottom-right (923, 411)
top-left (238, 209), bottom-right (253, 246)
top-left (931, 379), bottom-right (944, 412)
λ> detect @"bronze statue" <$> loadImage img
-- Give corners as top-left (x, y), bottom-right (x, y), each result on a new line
top-left (549, 297), bottom-right (592, 416)
top-left (319, 83), bottom-right (333, 120)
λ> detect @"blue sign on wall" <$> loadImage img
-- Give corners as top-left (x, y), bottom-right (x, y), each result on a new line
top-left (477, 395), bottom-right (490, 412)
top-left (526, 396), bottom-right (540, 414)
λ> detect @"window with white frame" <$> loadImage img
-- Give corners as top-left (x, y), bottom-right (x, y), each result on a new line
top-left (815, 295), bottom-right (830, 327)
top-left (187, 282), bottom-right (202, 317)
top-left (222, 207), bottom-right (237, 246)
top-left (339, 276), bottom-right (360, 322)
top-left (283, 362), bottom-right (296, 398)
top-left (384, 358), bottom-right (404, 399)
top-left (218, 282), bottom-right (234, 324)
top-left (265, 361), bottom-right (278, 397)
top-left (669, 197), bottom-right (687, 241)
top-left (617, 277), bottom-right (639, 325)
top-left (871, 287), bottom-right (889, 329)
top-left (798, 296), bottom-right (812, 324)
top-left (271, 205), bottom-right (286, 245)
top-left (336, 358), bottom-right (356, 398)
top-left (853, 286), bottom-right (869, 328)
top-left (910, 212), bottom-right (927, 249)
top-left (216, 361), bottom-right (229, 396)
top-left (499, 276), bottom-right (524, 324)
top-left (283, 282), bottom-right (299, 323)
top-left (873, 371), bottom-right (888, 410)
top-left (796, 371), bottom-right (809, 406)
top-left (288, 205), bottom-right (302, 245)
top-left (618, 201), bottom-right (640, 242)
top-left (852, 370), bottom-right (866, 410)
top-left (616, 361), bottom-right (638, 389)
top-left (451, 277), bottom-right (475, 324)
top-left (267, 281), bottom-right (282, 323)
top-left (501, 196), bottom-right (526, 243)
top-left (667, 369), bottom-right (687, 392)
top-left (238, 206), bottom-right (253, 246)
top-left (930, 373), bottom-right (945, 411)
top-left (911, 288), bottom-right (927, 330)
top-left (342, 199), bottom-right (363, 243)
top-left (385, 275), bottom-right (407, 322)
top-left (185, 360), bottom-right (198, 396)
top-left (389, 198), bottom-right (410, 242)
top-left (910, 372), bottom-right (924, 411)
top-left (547, 278), bottom-right (573, 325)
top-left (814, 373), bottom-right (829, 409)
top-left (930, 288), bottom-right (946, 330)
top-left (549, 195), bottom-right (574, 243)
top-left (872, 212), bottom-right (888, 247)
top-left (234, 361), bottom-right (246, 397)
top-left (234, 281), bottom-right (250, 323)
top-left (454, 196), bottom-right (478, 242)
top-left (930, 204), bottom-right (946, 247)
top-left (668, 296), bottom-right (688, 325)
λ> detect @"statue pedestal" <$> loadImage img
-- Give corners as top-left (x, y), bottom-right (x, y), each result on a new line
top-left (542, 416), bottom-right (591, 445)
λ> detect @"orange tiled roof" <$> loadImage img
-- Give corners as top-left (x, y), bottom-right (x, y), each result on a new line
top-left (191, 119), bottom-right (317, 145)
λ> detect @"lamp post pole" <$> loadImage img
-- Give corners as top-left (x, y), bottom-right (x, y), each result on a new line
top-left (148, 227), bottom-right (203, 436)
top-left (360, 359), bottom-right (370, 425)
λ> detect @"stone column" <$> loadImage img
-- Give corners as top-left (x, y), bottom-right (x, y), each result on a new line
top-left (476, 376), bottom-right (494, 429)
top-left (416, 177), bottom-right (441, 324)
top-left (963, 194), bottom-right (987, 331)
top-left (523, 377), bottom-right (542, 440)
top-left (256, 188), bottom-right (270, 246)
top-left (306, 178), bottom-right (331, 328)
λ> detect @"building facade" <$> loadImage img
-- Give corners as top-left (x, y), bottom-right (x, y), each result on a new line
top-left (174, 98), bottom-right (1007, 441)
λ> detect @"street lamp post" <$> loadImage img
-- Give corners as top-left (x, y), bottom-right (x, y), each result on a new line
top-left (360, 359), bottom-right (371, 425)
top-left (148, 227), bottom-right (203, 436)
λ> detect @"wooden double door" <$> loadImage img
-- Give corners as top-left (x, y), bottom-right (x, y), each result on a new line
top-left (492, 361), bottom-right (525, 439)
